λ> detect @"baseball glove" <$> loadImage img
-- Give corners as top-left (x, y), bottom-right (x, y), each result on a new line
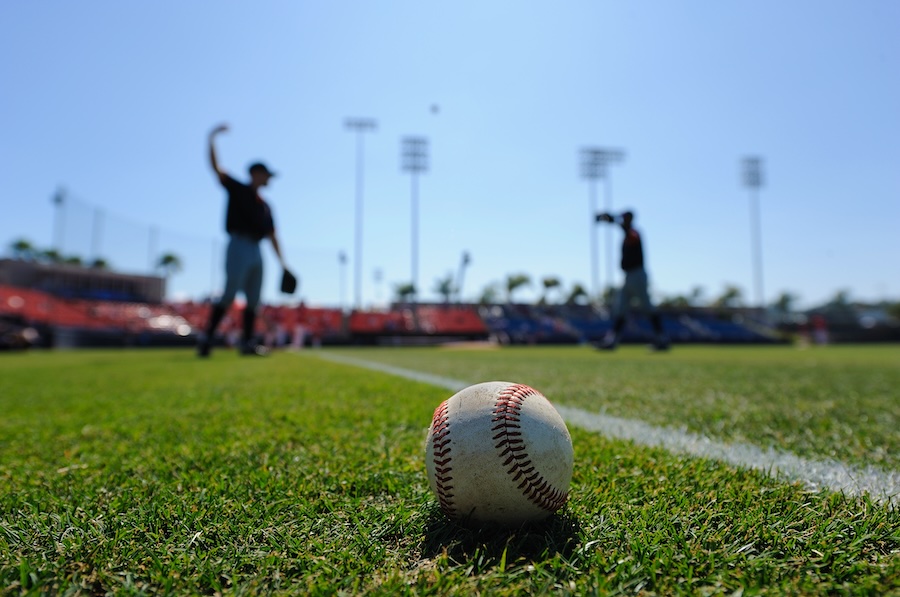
top-left (280, 268), bottom-right (298, 294)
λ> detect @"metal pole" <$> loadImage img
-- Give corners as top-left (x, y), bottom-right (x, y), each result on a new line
top-left (402, 137), bottom-right (428, 302)
top-left (742, 157), bottom-right (765, 308)
top-left (52, 187), bottom-right (65, 253)
top-left (411, 171), bottom-right (419, 297)
top-left (355, 134), bottom-right (363, 308)
top-left (456, 251), bottom-right (470, 303)
top-left (604, 173), bottom-right (614, 296)
top-left (345, 118), bottom-right (377, 309)
top-left (750, 185), bottom-right (764, 307)
top-left (580, 147), bottom-right (625, 302)
top-left (589, 177), bottom-right (599, 298)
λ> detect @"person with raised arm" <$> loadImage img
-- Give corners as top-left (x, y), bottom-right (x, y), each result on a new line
top-left (198, 123), bottom-right (288, 357)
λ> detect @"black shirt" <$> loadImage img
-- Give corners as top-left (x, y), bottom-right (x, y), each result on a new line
top-left (219, 174), bottom-right (275, 242)
top-left (620, 227), bottom-right (644, 272)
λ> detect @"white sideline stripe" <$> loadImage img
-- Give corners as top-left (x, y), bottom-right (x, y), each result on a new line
top-left (313, 352), bottom-right (900, 507)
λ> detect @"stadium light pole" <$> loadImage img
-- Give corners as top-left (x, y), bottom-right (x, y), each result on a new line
top-left (338, 251), bottom-right (348, 311)
top-left (742, 156), bottom-right (765, 309)
top-left (402, 136), bottom-right (429, 302)
top-left (345, 118), bottom-right (377, 309)
top-left (456, 251), bottom-right (471, 303)
top-left (52, 187), bottom-right (65, 253)
top-left (580, 147), bottom-right (625, 301)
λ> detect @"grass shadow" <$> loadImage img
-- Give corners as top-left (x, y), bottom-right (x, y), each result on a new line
top-left (418, 504), bottom-right (583, 566)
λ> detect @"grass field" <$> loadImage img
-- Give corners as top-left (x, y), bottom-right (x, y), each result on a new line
top-left (1, 345), bottom-right (898, 595)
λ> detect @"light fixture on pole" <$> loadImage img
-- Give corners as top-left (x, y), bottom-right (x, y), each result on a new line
top-left (344, 117), bottom-right (377, 309)
top-left (402, 136), bottom-right (429, 302)
top-left (742, 156), bottom-right (765, 308)
top-left (580, 147), bottom-right (625, 301)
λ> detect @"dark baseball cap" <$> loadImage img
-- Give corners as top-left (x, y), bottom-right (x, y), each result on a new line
top-left (248, 162), bottom-right (276, 177)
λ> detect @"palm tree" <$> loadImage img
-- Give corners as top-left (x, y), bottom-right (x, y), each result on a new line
top-left (566, 283), bottom-right (588, 305)
top-left (659, 286), bottom-right (705, 309)
top-left (540, 276), bottom-right (561, 305)
top-left (455, 251), bottom-right (471, 303)
top-left (156, 253), bottom-right (183, 278)
top-left (819, 289), bottom-right (856, 322)
top-left (505, 273), bottom-right (531, 304)
top-left (771, 291), bottom-right (798, 314)
top-left (9, 238), bottom-right (36, 260)
top-left (39, 248), bottom-right (63, 264)
top-left (394, 282), bottom-right (417, 304)
top-left (827, 289), bottom-right (851, 308)
top-left (433, 274), bottom-right (455, 303)
top-left (478, 283), bottom-right (501, 305)
top-left (659, 294), bottom-right (691, 308)
top-left (600, 285), bottom-right (617, 307)
top-left (713, 284), bottom-right (744, 309)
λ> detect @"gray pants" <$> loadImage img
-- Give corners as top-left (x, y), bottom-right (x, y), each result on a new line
top-left (613, 268), bottom-right (655, 318)
top-left (219, 234), bottom-right (263, 310)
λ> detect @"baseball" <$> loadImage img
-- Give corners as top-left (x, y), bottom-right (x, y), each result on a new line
top-left (425, 381), bottom-right (574, 526)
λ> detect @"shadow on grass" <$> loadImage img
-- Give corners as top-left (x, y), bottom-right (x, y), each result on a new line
top-left (418, 504), bottom-right (583, 565)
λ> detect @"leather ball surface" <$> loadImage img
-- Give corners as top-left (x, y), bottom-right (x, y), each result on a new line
top-left (425, 381), bottom-right (574, 526)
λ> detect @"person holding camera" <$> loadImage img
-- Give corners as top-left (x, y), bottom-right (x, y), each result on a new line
top-left (595, 210), bottom-right (669, 351)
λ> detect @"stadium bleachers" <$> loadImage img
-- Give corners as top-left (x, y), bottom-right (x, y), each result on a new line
top-left (0, 282), bottom-right (780, 348)
top-left (414, 305), bottom-right (488, 336)
top-left (294, 306), bottom-right (345, 338)
top-left (1, 285), bottom-right (106, 330)
top-left (477, 304), bottom-right (580, 344)
top-left (348, 309), bottom-right (413, 335)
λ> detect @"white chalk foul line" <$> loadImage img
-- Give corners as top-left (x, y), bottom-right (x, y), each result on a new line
top-left (313, 351), bottom-right (900, 507)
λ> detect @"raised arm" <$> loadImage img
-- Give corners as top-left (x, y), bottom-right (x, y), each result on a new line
top-left (208, 123), bottom-right (229, 179)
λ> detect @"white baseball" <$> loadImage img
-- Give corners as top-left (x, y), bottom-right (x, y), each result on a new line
top-left (425, 381), bottom-right (574, 526)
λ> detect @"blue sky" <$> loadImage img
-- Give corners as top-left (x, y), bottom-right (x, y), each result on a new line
top-left (2, 1), bottom-right (898, 310)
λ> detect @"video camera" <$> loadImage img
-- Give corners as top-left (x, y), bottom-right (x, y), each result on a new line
top-left (595, 210), bottom-right (633, 223)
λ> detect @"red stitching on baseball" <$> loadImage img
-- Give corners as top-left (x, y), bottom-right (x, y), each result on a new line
top-left (429, 400), bottom-right (456, 516)
top-left (492, 384), bottom-right (569, 513)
